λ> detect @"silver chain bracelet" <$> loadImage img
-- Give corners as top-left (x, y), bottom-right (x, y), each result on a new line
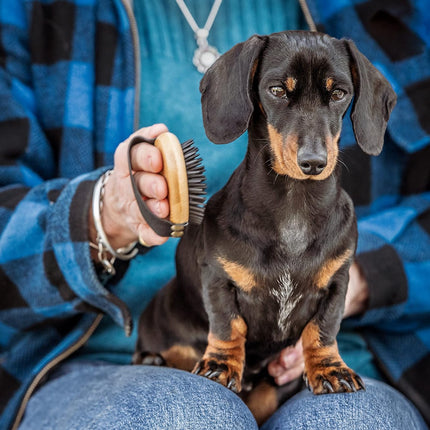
top-left (92, 170), bottom-right (138, 275)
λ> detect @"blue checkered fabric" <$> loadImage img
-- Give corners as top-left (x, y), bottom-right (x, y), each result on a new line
top-left (0, 0), bottom-right (137, 428)
top-left (1, 0), bottom-right (430, 428)
top-left (306, 0), bottom-right (430, 423)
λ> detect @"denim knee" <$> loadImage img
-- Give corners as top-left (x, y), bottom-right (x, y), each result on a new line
top-left (262, 378), bottom-right (428, 430)
top-left (19, 362), bottom-right (258, 430)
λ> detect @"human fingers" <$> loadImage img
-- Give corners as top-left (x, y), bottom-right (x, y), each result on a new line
top-left (143, 197), bottom-right (170, 220)
top-left (134, 171), bottom-right (168, 201)
top-left (267, 340), bottom-right (304, 385)
top-left (114, 123), bottom-right (168, 175)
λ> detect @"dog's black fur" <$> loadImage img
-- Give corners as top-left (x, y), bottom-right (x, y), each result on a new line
top-left (134, 31), bottom-right (396, 423)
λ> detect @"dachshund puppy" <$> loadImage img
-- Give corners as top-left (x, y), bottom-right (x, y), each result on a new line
top-left (134, 31), bottom-right (396, 423)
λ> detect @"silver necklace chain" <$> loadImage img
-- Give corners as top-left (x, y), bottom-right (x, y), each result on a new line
top-left (175, 0), bottom-right (223, 73)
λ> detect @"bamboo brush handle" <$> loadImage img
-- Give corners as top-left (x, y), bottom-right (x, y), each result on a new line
top-left (154, 132), bottom-right (189, 226)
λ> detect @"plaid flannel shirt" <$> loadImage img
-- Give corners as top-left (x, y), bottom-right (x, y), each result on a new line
top-left (0, 0), bottom-right (429, 428)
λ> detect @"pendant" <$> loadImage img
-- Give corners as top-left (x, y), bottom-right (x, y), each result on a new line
top-left (193, 44), bottom-right (220, 73)
top-left (193, 31), bottom-right (220, 74)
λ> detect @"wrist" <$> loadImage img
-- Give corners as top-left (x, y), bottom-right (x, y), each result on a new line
top-left (91, 170), bottom-right (137, 274)
top-left (344, 262), bottom-right (369, 318)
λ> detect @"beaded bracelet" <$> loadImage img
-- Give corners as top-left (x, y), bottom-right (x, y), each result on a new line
top-left (92, 170), bottom-right (138, 274)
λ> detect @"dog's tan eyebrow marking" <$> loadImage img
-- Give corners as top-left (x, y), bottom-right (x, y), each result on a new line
top-left (326, 77), bottom-right (334, 91)
top-left (217, 257), bottom-right (256, 292)
top-left (285, 77), bottom-right (297, 92)
top-left (314, 248), bottom-right (353, 288)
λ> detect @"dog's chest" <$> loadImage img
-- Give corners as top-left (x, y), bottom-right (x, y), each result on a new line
top-left (279, 215), bottom-right (311, 255)
top-left (238, 266), bottom-right (317, 345)
top-left (268, 270), bottom-right (303, 340)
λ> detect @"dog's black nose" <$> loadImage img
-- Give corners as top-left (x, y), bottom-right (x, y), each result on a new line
top-left (297, 153), bottom-right (327, 175)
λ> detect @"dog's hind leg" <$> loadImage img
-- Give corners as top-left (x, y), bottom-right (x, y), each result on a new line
top-left (133, 345), bottom-right (201, 372)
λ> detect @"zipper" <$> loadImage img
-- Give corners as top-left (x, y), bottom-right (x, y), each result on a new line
top-left (11, 314), bottom-right (103, 430)
top-left (120, 0), bottom-right (141, 131)
top-left (298, 0), bottom-right (317, 32)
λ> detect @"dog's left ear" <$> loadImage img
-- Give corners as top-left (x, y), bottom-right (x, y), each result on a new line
top-left (343, 39), bottom-right (397, 155)
top-left (200, 35), bottom-right (267, 144)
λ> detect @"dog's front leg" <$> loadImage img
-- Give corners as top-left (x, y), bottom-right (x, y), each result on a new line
top-left (302, 265), bottom-right (365, 394)
top-left (192, 273), bottom-right (247, 393)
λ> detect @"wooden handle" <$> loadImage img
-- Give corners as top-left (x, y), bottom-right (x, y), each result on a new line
top-left (154, 132), bottom-right (189, 225)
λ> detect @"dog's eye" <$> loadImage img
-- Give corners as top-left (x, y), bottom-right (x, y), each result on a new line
top-left (331, 89), bottom-right (345, 101)
top-left (270, 86), bottom-right (287, 98)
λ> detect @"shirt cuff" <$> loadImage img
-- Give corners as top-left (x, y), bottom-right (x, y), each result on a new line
top-left (356, 244), bottom-right (408, 310)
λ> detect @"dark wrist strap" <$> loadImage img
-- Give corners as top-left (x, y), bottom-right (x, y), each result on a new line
top-left (128, 136), bottom-right (183, 238)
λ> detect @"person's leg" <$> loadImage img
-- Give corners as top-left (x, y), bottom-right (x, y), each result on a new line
top-left (19, 361), bottom-right (258, 430)
top-left (262, 378), bottom-right (428, 430)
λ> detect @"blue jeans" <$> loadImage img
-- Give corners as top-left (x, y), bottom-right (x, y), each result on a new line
top-left (19, 362), bottom-right (427, 430)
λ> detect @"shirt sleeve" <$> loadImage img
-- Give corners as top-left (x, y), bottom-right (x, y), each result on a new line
top-left (0, 3), bottom-right (132, 334)
top-left (348, 192), bottom-right (430, 329)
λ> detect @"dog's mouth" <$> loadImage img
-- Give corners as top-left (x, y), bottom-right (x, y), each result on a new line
top-left (267, 124), bottom-right (339, 181)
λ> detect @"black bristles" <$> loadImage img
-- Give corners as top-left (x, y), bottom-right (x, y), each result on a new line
top-left (181, 139), bottom-right (207, 224)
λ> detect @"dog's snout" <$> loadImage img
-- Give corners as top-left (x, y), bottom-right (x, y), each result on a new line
top-left (297, 152), bottom-right (327, 175)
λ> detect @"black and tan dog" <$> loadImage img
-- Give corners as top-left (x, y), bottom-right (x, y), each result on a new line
top-left (133, 31), bottom-right (396, 423)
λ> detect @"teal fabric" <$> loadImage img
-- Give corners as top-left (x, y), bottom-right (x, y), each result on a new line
top-left (77, 0), bottom-right (381, 384)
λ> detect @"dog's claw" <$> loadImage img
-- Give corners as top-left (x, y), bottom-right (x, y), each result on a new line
top-left (338, 378), bottom-right (353, 392)
top-left (306, 363), bottom-right (365, 394)
top-left (322, 380), bottom-right (335, 393)
top-left (227, 378), bottom-right (239, 393)
top-left (205, 370), bottom-right (222, 379)
top-left (303, 373), bottom-right (310, 390)
top-left (356, 375), bottom-right (366, 391)
top-left (193, 358), bottom-right (242, 392)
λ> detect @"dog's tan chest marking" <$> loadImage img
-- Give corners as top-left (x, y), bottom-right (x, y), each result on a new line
top-left (314, 248), bottom-right (353, 288)
top-left (217, 257), bottom-right (256, 291)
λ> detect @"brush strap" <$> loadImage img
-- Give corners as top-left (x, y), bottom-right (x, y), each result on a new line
top-left (128, 136), bottom-right (187, 238)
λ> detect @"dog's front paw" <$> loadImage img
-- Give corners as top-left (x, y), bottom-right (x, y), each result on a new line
top-left (192, 357), bottom-right (242, 393)
top-left (304, 361), bottom-right (365, 394)
top-left (132, 351), bottom-right (166, 366)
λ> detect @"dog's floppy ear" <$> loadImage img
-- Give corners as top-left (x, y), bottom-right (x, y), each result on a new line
top-left (200, 35), bottom-right (267, 144)
top-left (344, 39), bottom-right (397, 155)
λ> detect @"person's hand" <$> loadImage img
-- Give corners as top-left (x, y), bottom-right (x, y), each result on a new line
top-left (267, 262), bottom-right (369, 385)
top-left (89, 123), bottom-right (170, 250)
top-left (267, 339), bottom-right (304, 386)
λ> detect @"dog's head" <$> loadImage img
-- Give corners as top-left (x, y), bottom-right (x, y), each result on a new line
top-left (200, 31), bottom-right (397, 180)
